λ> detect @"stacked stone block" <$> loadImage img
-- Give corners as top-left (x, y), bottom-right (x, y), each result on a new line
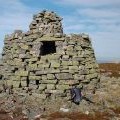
top-left (1, 10), bottom-right (100, 100)
top-left (29, 10), bottom-right (63, 37)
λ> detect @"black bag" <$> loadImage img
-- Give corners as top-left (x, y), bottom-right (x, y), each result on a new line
top-left (70, 87), bottom-right (82, 104)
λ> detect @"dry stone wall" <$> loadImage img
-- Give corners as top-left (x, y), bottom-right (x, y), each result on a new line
top-left (0, 10), bottom-right (100, 100)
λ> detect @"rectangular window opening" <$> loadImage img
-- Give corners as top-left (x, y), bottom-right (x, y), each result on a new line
top-left (41, 41), bottom-right (56, 55)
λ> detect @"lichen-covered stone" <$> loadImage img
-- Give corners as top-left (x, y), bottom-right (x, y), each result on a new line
top-left (55, 73), bottom-right (73, 80)
top-left (56, 85), bottom-right (70, 90)
top-left (33, 93), bottom-right (47, 99)
top-left (28, 64), bottom-right (38, 71)
top-left (47, 84), bottom-right (55, 90)
top-left (15, 70), bottom-right (29, 76)
top-left (45, 89), bottom-right (64, 94)
top-left (47, 74), bottom-right (55, 79)
top-left (41, 80), bottom-right (58, 84)
top-left (10, 76), bottom-right (21, 81)
top-left (38, 84), bottom-right (47, 91)
top-left (51, 62), bottom-right (60, 68)
top-left (29, 76), bottom-right (41, 80)
top-left (0, 10), bottom-right (100, 102)
top-left (59, 80), bottom-right (79, 85)
top-left (69, 66), bottom-right (79, 72)
top-left (20, 44), bottom-right (29, 50)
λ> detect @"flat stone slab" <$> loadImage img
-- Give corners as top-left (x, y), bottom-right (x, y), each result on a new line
top-left (36, 36), bottom-right (65, 41)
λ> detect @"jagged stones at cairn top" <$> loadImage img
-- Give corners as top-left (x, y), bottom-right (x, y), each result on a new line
top-left (29, 10), bottom-right (63, 37)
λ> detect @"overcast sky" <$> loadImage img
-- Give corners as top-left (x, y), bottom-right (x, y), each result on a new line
top-left (0, 0), bottom-right (120, 61)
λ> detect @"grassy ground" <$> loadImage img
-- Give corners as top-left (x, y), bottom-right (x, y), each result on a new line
top-left (45, 109), bottom-right (120, 120)
top-left (99, 63), bottom-right (120, 77)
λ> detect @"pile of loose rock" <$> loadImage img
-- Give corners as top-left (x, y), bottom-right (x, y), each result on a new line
top-left (0, 10), bottom-right (100, 106)
top-left (29, 10), bottom-right (63, 37)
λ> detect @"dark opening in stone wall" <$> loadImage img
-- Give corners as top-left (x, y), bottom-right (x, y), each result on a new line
top-left (26, 77), bottom-right (29, 87)
top-left (36, 80), bottom-right (39, 85)
top-left (41, 41), bottom-right (56, 55)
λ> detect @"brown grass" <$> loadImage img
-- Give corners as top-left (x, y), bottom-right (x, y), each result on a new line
top-left (99, 63), bottom-right (120, 77)
top-left (46, 110), bottom-right (120, 120)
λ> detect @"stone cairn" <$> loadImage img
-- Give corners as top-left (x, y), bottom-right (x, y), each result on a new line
top-left (29, 10), bottom-right (63, 37)
top-left (0, 10), bottom-right (100, 101)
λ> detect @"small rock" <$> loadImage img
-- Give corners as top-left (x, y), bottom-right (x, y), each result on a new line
top-left (85, 111), bottom-right (89, 115)
top-left (34, 114), bottom-right (41, 119)
top-left (60, 108), bottom-right (69, 112)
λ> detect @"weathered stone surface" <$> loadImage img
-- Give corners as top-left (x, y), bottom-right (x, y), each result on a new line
top-left (51, 62), bottom-right (60, 68)
top-left (30, 10), bottom-right (63, 37)
top-left (59, 80), bottom-right (79, 85)
top-left (29, 76), bottom-right (41, 80)
top-left (41, 75), bottom-right (47, 80)
top-left (61, 61), bottom-right (69, 66)
top-left (10, 76), bottom-right (21, 81)
top-left (38, 84), bottom-right (47, 91)
top-left (0, 10), bottom-right (100, 103)
top-left (28, 64), bottom-right (38, 71)
top-left (45, 89), bottom-right (64, 94)
top-left (20, 44), bottom-right (29, 50)
top-left (48, 69), bottom-right (60, 73)
top-left (21, 80), bottom-right (27, 87)
top-left (15, 70), bottom-right (29, 76)
top-left (47, 74), bottom-right (55, 79)
top-left (85, 73), bottom-right (98, 80)
top-left (56, 85), bottom-right (70, 90)
top-left (41, 80), bottom-right (58, 84)
top-left (12, 81), bottom-right (21, 87)
top-left (42, 63), bottom-right (50, 68)
top-left (36, 37), bottom-right (64, 41)
top-left (47, 84), bottom-right (55, 90)
top-left (55, 73), bottom-right (73, 80)
top-left (6, 80), bottom-right (13, 86)
top-left (72, 61), bottom-right (79, 66)
top-left (33, 93), bottom-right (47, 99)
top-left (69, 66), bottom-right (79, 73)
top-left (74, 74), bottom-right (84, 80)
top-left (28, 58), bottom-right (38, 62)
top-left (21, 76), bottom-right (27, 81)
top-left (35, 70), bottom-right (47, 75)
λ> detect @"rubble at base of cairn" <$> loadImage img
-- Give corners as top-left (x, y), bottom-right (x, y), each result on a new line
top-left (0, 10), bottom-right (100, 100)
